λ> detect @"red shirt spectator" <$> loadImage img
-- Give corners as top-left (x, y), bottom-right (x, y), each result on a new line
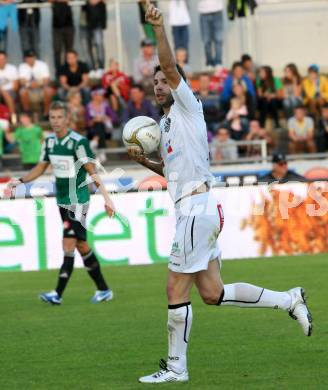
top-left (209, 66), bottom-right (229, 94)
top-left (102, 59), bottom-right (131, 102)
top-left (0, 103), bottom-right (10, 121)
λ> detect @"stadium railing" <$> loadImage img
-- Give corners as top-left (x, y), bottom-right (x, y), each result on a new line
top-left (2, 138), bottom-right (328, 172)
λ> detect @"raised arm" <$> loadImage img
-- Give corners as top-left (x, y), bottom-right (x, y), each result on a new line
top-left (144, 0), bottom-right (180, 89)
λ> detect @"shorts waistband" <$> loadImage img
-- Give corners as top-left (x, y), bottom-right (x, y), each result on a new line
top-left (175, 183), bottom-right (210, 205)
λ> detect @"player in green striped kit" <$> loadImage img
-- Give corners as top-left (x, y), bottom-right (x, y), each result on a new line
top-left (7, 101), bottom-right (115, 304)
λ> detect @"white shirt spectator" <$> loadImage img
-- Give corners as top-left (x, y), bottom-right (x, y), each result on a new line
top-left (198, 0), bottom-right (224, 14)
top-left (210, 138), bottom-right (238, 161)
top-left (133, 55), bottom-right (158, 83)
top-left (288, 116), bottom-right (314, 138)
top-left (0, 64), bottom-right (18, 91)
top-left (19, 60), bottom-right (50, 83)
top-left (169, 0), bottom-right (191, 26)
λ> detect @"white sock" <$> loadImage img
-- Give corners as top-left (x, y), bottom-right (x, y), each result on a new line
top-left (167, 302), bottom-right (192, 374)
top-left (222, 283), bottom-right (291, 310)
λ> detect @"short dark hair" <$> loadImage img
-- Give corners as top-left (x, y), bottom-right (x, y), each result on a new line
top-left (241, 54), bottom-right (252, 63)
top-left (131, 83), bottom-right (144, 92)
top-left (199, 72), bottom-right (211, 78)
top-left (49, 101), bottom-right (69, 115)
top-left (232, 61), bottom-right (243, 71)
top-left (19, 111), bottom-right (31, 118)
top-left (323, 103), bottom-right (328, 110)
top-left (295, 104), bottom-right (305, 111)
top-left (154, 64), bottom-right (187, 82)
top-left (66, 49), bottom-right (78, 57)
top-left (0, 50), bottom-right (7, 57)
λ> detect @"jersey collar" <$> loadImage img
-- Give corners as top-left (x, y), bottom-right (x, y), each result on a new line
top-left (55, 129), bottom-right (71, 145)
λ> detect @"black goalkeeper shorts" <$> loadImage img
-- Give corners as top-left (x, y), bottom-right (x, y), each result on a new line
top-left (59, 204), bottom-right (89, 241)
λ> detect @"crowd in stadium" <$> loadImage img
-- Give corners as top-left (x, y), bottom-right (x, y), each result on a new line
top-left (0, 0), bottom-right (328, 169)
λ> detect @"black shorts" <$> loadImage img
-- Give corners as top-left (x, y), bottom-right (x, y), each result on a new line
top-left (59, 204), bottom-right (89, 241)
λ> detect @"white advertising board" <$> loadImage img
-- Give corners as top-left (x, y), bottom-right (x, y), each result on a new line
top-left (1, 184), bottom-right (327, 271)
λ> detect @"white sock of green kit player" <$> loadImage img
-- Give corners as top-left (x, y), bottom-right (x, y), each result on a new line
top-left (167, 302), bottom-right (193, 374)
top-left (221, 283), bottom-right (292, 310)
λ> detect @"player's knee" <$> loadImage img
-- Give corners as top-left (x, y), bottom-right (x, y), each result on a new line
top-left (166, 284), bottom-right (176, 301)
top-left (166, 283), bottom-right (186, 302)
top-left (201, 286), bottom-right (224, 305)
top-left (63, 243), bottom-right (76, 253)
top-left (76, 241), bottom-right (90, 255)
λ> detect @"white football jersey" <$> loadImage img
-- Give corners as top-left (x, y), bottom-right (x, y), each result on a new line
top-left (159, 78), bottom-right (213, 203)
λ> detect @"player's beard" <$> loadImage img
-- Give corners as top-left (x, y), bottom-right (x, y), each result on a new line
top-left (160, 93), bottom-right (174, 109)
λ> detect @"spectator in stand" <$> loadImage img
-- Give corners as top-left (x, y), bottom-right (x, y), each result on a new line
top-left (102, 59), bottom-right (131, 114)
top-left (122, 84), bottom-right (159, 124)
top-left (257, 65), bottom-right (283, 128)
top-left (18, 0), bottom-right (41, 56)
top-left (58, 50), bottom-right (90, 104)
top-left (195, 73), bottom-right (221, 134)
top-left (210, 127), bottom-right (238, 161)
top-left (175, 48), bottom-right (193, 81)
top-left (0, 102), bottom-right (11, 166)
top-left (245, 119), bottom-right (273, 157)
top-left (288, 105), bottom-right (316, 154)
top-left (14, 112), bottom-right (43, 169)
top-left (221, 61), bottom-right (256, 112)
top-left (19, 50), bottom-right (54, 118)
top-left (50, 0), bottom-right (74, 77)
top-left (83, 0), bottom-right (107, 74)
top-left (232, 83), bottom-right (256, 119)
top-left (225, 96), bottom-right (249, 140)
top-left (0, 51), bottom-right (18, 116)
top-left (260, 152), bottom-right (306, 184)
top-left (0, 0), bottom-right (17, 52)
top-left (169, 0), bottom-right (190, 55)
top-left (138, 0), bottom-right (157, 43)
top-left (79, 3), bottom-right (90, 69)
top-left (85, 88), bottom-right (119, 148)
top-left (209, 64), bottom-right (229, 94)
top-left (303, 64), bottom-right (328, 117)
top-left (316, 103), bottom-right (328, 152)
top-left (133, 38), bottom-right (158, 98)
top-left (282, 63), bottom-right (302, 118)
top-left (102, 59), bottom-right (131, 102)
top-left (198, 0), bottom-right (224, 69)
top-left (241, 54), bottom-right (256, 84)
top-left (67, 89), bottom-right (86, 135)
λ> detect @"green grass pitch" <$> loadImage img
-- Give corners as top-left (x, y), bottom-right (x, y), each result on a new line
top-left (1, 254), bottom-right (327, 390)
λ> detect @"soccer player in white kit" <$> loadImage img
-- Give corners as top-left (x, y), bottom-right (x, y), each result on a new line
top-left (129, 1), bottom-right (313, 384)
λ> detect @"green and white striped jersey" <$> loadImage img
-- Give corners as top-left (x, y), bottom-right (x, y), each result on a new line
top-left (40, 130), bottom-right (95, 205)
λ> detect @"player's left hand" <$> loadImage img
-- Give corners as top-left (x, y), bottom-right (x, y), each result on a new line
top-left (145, 0), bottom-right (163, 26)
top-left (104, 201), bottom-right (116, 218)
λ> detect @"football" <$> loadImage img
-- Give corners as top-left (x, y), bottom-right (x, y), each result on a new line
top-left (122, 116), bottom-right (161, 154)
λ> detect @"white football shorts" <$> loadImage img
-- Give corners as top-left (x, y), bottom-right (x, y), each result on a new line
top-left (169, 191), bottom-right (224, 273)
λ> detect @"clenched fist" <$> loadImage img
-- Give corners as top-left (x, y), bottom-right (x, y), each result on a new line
top-left (144, 0), bottom-right (163, 26)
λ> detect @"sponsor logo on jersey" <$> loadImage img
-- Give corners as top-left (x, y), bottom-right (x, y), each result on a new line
top-left (164, 117), bottom-right (171, 133)
top-left (49, 155), bottom-right (76, 178)
top-left (165, 140), bottom-right (173, 154)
